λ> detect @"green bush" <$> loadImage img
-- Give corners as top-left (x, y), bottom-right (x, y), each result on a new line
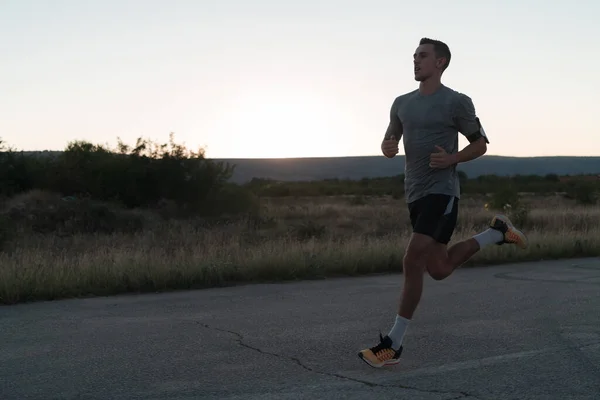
top-left (290, 220), bottom-right (327, 241)
top-left (2, 135), bottom-right (600, 222)
top-left (564, 182), bottom-right (598, 205)
top-left (486, 183), bottom-right (530, 226)
top-left (1, 190), bottom-right (147, 238)
top-left (488, 184), bottom-right (521, 210)
top-left (0, 134), bottom-right (256, 218)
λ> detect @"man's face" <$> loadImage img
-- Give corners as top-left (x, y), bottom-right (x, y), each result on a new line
top-left (413, 44), bottom-right (443, 81)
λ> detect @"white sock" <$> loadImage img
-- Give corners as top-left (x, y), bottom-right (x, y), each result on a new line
top-left (473, 228), bottom-right (504, 249)
top-left (387, 315), bottom-right (410, 350)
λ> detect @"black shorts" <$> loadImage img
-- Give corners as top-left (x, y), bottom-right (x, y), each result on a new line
top-left (408, 194), bottom-right (459, 245)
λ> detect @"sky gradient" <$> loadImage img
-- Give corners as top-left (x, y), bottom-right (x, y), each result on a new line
top-left (2, 0), bottom-right (599, 159)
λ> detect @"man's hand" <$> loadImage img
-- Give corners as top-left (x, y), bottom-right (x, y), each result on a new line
top-left (381, 135), bottom-right (399, 158)
top-left (429, 145), bottom-right (457, 169)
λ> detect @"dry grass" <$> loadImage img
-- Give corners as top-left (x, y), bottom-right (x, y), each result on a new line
top-left (1, 194), bottom-right (599, 304)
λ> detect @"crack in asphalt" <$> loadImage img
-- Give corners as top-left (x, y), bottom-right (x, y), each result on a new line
top-left (201, 323), bottom-right (481, 399)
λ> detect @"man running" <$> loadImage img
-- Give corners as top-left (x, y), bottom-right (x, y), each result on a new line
top-left (357, 38), bottom-right (529, 368)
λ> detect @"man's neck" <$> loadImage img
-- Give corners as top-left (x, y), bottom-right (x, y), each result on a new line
top-left (418, 78), bottom-right (442, 96)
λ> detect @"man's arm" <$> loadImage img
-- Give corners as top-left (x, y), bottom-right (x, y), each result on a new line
top-left (452, 94), bottom-right (488, 164)
top-left (384, 104), bottom-right (403, 141)
top-left (453, 136), bottom-right (487, 164)
top-left (381, 98), bottom-right (403, 158)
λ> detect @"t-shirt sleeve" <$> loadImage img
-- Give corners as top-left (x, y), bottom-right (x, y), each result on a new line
top-left (453, 94), bottom-right (489, 144)
top-left (383, 97), bottom-right (404, 141)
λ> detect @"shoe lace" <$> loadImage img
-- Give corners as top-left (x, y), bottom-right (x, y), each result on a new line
top-left (374, 347), bottom-right (395, 361)
top-left (506, 231), bottom-right (519, 242)
top-left (371, 338), bottom-right (396, 361)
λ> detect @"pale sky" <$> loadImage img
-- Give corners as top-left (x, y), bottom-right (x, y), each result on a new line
top-left (1, 0), bottom-right (599, 159)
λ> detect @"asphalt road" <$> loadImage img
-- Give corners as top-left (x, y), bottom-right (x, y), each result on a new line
top-left (1, 258), bottom-right (600, 400)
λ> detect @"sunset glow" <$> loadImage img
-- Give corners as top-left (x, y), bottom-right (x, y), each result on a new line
top-left (1, 1), bottom-right (599, 158)
top-left (209, 88), bottom-right (341, 159)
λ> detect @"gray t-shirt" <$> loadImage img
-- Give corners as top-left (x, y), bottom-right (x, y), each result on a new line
top-left (385, 84), bottom-right (486, 203)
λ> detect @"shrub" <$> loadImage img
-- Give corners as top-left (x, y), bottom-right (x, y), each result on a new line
top-left (485, 183), bottom-right (529, 226)
top-left (1, 190), bottom-right (147, 239)
top-left (290, 220), bottom-right (327, 241)
top-left (564, 182), bottom-right (598, 205)
top-left (488, 184), bottom-right (521, 210)
top-left (1, 134), bottom-right (256, 218)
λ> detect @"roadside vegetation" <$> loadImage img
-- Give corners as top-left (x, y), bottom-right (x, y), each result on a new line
top-left (1, 135), bottom-right (598, 304)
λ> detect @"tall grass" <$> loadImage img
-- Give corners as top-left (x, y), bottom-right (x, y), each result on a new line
top-left (1, 193), bottom-right (598, 304)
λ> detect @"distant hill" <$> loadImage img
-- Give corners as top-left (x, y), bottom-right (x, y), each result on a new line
top-left (216, 155), bottom-right (600, 184)
top-left (14, 151), bottom-right (600, 184)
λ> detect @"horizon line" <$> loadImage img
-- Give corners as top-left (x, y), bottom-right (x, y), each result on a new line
top-left (7, 150), bottom-right (600, 160)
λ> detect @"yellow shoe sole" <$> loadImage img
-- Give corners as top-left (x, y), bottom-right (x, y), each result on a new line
top-left (492, 214), bottom-right (528, 249)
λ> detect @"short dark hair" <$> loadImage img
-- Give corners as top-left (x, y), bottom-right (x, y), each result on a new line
top-left (419, 37), bottom-right (451, 71)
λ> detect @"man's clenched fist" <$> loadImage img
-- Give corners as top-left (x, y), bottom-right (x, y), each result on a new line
top-left (381, 135), bottom-right (399, 158)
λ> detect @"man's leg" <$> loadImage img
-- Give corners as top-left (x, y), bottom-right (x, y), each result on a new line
top-left (426, 213), bottom-right (529, 281)
top-left (385, 196), bottom-right (458, 352)
top-left (397, 233), bottom-right (435, 319)
top-left (426, 238), bottom-right (480, 280)
top-left (357, 195), bottom-right (443, 368)
top-left (357, 196), bottom-right (529, 368)
top-left (422, 194), bottom-right (465, 280)
top-left (357, 231), bottom-right (435, 368)
top-left (388, 232), bottom-right (436, 347)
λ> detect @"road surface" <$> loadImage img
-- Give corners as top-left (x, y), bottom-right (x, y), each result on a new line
top-left (1, 258), bottom-right (599, 399)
